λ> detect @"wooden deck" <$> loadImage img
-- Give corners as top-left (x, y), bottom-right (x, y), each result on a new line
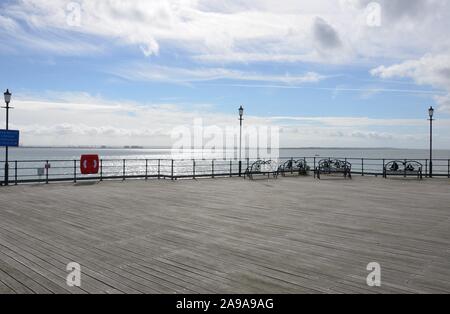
top-left (0, 176), bottom-right (449, 294)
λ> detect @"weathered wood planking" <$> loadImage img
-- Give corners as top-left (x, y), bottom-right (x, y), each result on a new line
top-left (0, 176), bottom-right (449, 294)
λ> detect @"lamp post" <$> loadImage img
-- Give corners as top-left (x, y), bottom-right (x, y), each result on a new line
top-left (3, 89), bottom-right (12, 186)
top-left (428, 106), bottom-right (434, 178)
top-left (238, 106), bottom-right (244, 177)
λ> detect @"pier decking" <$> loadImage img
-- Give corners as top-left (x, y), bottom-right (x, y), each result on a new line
top-left (0, 176), bottom-right (449, 294)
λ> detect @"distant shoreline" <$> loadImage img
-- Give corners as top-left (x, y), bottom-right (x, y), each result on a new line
top-left (11, 146), bottom-right (447, 151)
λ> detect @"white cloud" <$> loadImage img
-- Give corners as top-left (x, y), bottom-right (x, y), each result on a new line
top-left (3, 0), bottom-right (450, 64)
top-left (192, 83), bottom-right (442, 96)
top-left (112, 64), bottom-right (325, 84)
top-left (9, 92), bottom-right (450, 148)
top-left (12, 92), bottom-right (268, 146)
top-left (0, 5), bottom-right (102, 55)
top-left (371, 54), bottom-right (450, 113)
top-left (371, 54), bottom-right (450, 88)
top-left (434, 94), bottom-right (450, 113)
top-left (269, 116), bottom-right (445, 127)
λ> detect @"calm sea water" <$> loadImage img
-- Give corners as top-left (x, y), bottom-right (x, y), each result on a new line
top-left (3, 147), bottom-right (450, 161)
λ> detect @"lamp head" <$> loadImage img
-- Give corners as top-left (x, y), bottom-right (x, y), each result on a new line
top-left (428, 106), bottom-right (434, 119)
top-left (4, 89), bottom-right (11, 104)
top-left (238, 105), bottom-right (244, 117)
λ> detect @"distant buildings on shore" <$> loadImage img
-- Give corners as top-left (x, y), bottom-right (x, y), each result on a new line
top-left (123, 146), bottom-right (144, 149)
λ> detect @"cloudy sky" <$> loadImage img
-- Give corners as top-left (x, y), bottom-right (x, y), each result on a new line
top-left (1, 0), bottom-right (450, 148)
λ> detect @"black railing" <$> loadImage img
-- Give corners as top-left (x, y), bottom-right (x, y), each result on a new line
top-left (0, 157), bottom-right (449, 185)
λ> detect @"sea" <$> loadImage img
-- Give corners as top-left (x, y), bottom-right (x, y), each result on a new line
top-left (3, 147), bottom-right (450, 161)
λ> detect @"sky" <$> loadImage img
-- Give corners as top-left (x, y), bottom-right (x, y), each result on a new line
top-left (1, 0), bottom-right (450, 148)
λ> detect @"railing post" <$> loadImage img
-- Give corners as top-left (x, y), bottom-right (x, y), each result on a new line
top-left (425, 159), bottom-right (428, 178)
top-left (171, 159), bottom-right (174, 180)
top-left (404, 159), bottom-right (407, 178)
top-left (100, 159), bottom-right (103, 181)
top-left (448, 159), bottom-right (450, 178)
top-left (158, 159), bottom-right (161, 179)
top-left (230, 160), bottom-right (232, 177)
top-left (314, 157), bottom-right (316, 172)
top-left (193, 159), bottom-right (196, 179)
top-left (345, 157), bottom-right (348, 176)
top-left (382, 159), bottom-right (385, 177)
top-left (123, 159), bottom-right (126, 181)
top-left (291, 157), bottom-right (294, 174)
top-left (14, 161), bottom-right (17, 185)
top-left (46, 160), bottom-right (49, 184)
top-left (238, 160), bottom-right (242, 177)
top-left (361, 158), bottom-right (364, 176)
top-left (212, 160), bottom-right (214, 178)
top-left (145, 159), bottom-right (148, 180)
top-left (73, 160), bottom-right (77, 183)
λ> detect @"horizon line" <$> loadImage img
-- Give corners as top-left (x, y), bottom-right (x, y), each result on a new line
top-left (11, 146), bottom-right (449, 151)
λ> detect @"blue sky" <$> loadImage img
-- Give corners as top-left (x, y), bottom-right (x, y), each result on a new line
top-left (1, 0), bottom-right (450, 148)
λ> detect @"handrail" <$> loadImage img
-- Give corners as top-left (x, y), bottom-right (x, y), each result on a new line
top-left (1, 156), bottom-right (449, 186)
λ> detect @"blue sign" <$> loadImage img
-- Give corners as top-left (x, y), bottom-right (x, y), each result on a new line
top-left (0, 130), bottom-right (20, 147)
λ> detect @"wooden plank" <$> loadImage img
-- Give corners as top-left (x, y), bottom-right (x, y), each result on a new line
top-left (0, 177), bottom-right (449, 293)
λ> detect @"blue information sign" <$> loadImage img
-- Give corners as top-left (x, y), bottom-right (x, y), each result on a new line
top-left (0, 130), bottom-right (20, 147)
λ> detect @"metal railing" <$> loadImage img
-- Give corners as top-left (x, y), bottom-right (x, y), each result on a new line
top-left (0, 157), bottom-right (449, 185)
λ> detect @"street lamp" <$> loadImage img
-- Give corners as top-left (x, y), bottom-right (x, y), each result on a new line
top-left (428, 106), bottom-right (434, 178)
top-left (3, 89), bottom-right (12, 186)
top-left (238, 106), bottom-right (244, 177)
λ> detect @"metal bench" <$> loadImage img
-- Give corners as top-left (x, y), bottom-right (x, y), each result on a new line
top-left (383, 160), bottom-right (423, 179)
top-left (314, 159), bottom-right (352, 179)
top-left (277, 159), bottom-right (309, 177)
top-left (244, 160), bottom-right (278, 180)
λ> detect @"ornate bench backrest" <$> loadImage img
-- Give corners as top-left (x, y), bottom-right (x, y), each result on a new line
top-left (318, 159), bottom-right (351, 171)
top-left (246, 160), bottom-right (277, 174)
top-left (385, 160), bottom-right (423, 172)
top-left (278, 159), bottom-right (307, 172)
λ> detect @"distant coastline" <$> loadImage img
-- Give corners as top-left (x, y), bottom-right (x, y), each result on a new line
top-left (13, 146), bottom-right (442, 151)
